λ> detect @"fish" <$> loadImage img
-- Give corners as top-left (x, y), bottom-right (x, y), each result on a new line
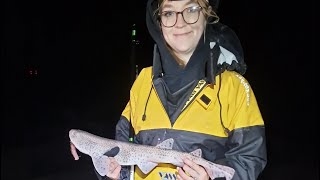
top-left (69, 129), bottom-right (235, 180)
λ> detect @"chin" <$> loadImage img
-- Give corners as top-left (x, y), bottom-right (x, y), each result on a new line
top-left (174, 43), bottom-right (193, 51)
top-left (176, 48), bottom-right (190, 52)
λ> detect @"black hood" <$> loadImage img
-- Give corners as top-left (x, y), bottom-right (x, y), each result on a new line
top-left (146, 0), bottom-right (247, 92)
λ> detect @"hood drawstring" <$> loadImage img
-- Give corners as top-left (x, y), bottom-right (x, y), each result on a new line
top-left (142, 44), bottom-right (163, 121)
top-left (208, 42), bottom-right (230, 135)
top-left (217, 73), bottom-right (230, 135)
top-left (142, 86), bottom-right (153, 121)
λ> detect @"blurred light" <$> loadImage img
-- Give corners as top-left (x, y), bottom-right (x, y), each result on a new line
top-left (26, 68), bottom-right (39, 77)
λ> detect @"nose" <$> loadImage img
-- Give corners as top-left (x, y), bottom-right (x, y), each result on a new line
top-left (69, 129), bottom-right (77, 139)
top-left (175, 13), bottom-right (186, 27)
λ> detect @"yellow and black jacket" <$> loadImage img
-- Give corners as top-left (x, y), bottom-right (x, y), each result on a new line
top-left (114, 66), bottom-right (266, 180)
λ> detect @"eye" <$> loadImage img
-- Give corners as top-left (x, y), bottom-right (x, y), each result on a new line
top-left (162, 11), bottom-right (175, 17)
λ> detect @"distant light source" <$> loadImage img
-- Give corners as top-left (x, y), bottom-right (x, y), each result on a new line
top-left (26, 68), bottom-right (39, 77)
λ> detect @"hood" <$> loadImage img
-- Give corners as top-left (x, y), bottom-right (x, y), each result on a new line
top-left (146, 0), bottom-right (247, 92)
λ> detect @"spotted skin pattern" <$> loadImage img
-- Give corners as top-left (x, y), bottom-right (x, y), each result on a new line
top-left (69, 129), bottom-right (235, 180)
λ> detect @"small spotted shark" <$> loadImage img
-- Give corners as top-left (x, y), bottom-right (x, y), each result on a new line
top-left (69, 129), bottom-right (235, 180)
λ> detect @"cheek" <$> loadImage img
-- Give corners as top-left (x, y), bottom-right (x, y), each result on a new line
top-left (161, 28), bottom-right (172, 43)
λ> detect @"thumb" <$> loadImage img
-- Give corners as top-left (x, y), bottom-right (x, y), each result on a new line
top-left (70, 142), bottom-right (80, 160)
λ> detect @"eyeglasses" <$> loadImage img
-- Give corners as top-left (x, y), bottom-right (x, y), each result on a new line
top-left (159, 6), bottom-right (202, 28)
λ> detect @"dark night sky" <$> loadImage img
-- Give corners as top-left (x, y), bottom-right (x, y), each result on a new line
top-left (2, 0), bottom-right (316, 180)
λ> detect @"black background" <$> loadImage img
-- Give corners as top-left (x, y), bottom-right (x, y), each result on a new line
top-left (2, 0), bottom-right (316, 179)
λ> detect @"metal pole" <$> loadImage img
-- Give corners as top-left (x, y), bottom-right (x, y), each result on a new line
top-left (129, 23), bottom-right (138, 180)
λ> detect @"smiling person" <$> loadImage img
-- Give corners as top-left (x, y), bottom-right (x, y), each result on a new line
top-left (71, 0), bottom-right (267, 179)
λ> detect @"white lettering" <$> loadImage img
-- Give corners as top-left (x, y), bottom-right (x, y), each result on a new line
top-left (235, 74), bottom-right (250, 106)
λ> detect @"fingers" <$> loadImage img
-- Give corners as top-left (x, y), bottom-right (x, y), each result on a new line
top-left (177, 166), bottom-right (193, 180)
top-left (107, 157), bottom-right (121, 180)
top-left (177, 158), bottom-right (209, 180)
top-left (70, 142), bottom-right (79, 160)
top-left (183, 158), bottom-right (205, 175)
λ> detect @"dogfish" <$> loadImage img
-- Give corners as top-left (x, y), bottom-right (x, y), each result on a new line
top-left (69, 129), bottom-right (235, 180)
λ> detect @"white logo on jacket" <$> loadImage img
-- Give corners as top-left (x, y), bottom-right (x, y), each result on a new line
top-left (235, 74), bottom-right (250, 106)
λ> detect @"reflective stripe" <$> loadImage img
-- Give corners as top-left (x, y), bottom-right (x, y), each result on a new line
top-left (182, 79), bottom-right (207, 111)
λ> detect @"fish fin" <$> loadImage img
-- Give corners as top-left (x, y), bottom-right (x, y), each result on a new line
top-left (103, 146), bottom-right (120, 157)
top-left (92, 155), bottom-right (110, 176)
top-left (205, 162), bottom-right (235, 180)
top-left (155, 138), bottom-right (174, 149)
top-left (137, 161), bottom-right (158, 174)
top-left (189, 148), bottom-right (202, 157)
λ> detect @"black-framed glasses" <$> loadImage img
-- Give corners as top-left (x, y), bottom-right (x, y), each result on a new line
top-left (159, 6), bottom-right (202, 28)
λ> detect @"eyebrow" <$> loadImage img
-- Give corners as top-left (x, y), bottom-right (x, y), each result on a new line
top-left (162, 0), bottom-right (197, 10)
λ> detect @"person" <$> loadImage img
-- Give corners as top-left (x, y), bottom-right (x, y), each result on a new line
top-left (70, 0), bottom-right (267, 179)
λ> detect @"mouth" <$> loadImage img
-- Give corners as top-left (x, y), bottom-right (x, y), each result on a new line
top-left (174, 31), bottom-right (191, 37)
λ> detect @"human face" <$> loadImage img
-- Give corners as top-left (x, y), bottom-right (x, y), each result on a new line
top-left (160, 0), bottom-right (206, 60)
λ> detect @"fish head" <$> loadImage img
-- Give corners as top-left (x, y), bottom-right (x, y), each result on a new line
top-left (69, 129), bottom-right (119, 157)
top-left (69, 129), bottom-right (95, 155)
top-left (69, 129), bottom-right (84, 145)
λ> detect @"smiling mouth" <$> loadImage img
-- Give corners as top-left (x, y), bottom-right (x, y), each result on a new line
top-left (174, 32), bottom-right (191, 36)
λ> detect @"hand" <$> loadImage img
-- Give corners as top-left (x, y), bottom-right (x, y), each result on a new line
top-left (177, 158), bottom-right (209, 180)
top-left (70, 142), bottom-right (121, 179)
top-left (70, 142), bottom-right (79, 160)
top-left (106, 157), bottom-right (121, 180)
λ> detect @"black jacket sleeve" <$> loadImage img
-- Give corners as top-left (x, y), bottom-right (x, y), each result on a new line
top-left (214, 126), bottom-right (267, 180)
